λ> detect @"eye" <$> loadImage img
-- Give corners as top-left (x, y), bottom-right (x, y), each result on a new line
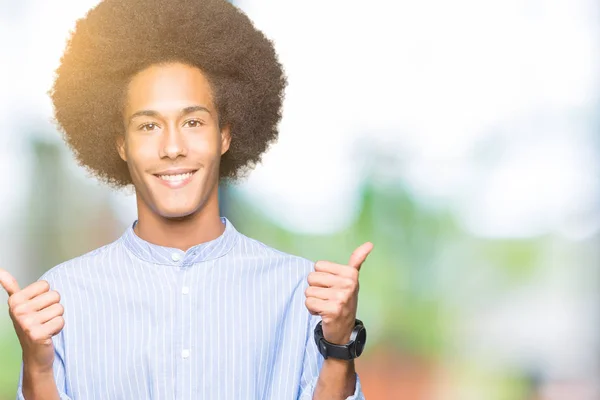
top-left (184, 119), bottom-right (205, 128)
top-left (139, 123), bottom-right (158, 131)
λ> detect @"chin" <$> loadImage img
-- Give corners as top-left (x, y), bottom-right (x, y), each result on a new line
top-left (141, 179), bottom-right (214, 220)
top-left (156, 204), bottom-right (200, 220)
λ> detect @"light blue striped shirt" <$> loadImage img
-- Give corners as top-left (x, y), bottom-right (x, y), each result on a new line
top-left (16, 217), bottom-right (363, 399)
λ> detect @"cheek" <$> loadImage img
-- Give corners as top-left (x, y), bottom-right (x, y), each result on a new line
top-left (124, 139), bottom-right (156, 177)
top-left (190, 134), bottom-right (222, 159)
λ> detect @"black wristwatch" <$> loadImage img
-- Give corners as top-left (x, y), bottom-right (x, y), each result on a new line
top-left (313, 319), bottom-right (367, 360)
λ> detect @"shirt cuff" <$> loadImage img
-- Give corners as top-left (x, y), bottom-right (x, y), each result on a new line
top-left (17, 387), bottom-right (72, 400)
top-left (300, 373), bottom-right (365, 400)
top-left (345, 373), bottom-right (365, 400)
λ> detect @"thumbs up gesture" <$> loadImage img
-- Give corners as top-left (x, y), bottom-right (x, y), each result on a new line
top-left (0, 268), bottom-right (64, 372)
top-left (305, 242), bottom-right (373, 345)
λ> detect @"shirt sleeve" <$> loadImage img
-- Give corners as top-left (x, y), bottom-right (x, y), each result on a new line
top-left (16, 331), bottom-right (71, 400)
top-left (15, 266), bottom-right (71, 400)
top-left (298, 314), bottom-right (365, 400)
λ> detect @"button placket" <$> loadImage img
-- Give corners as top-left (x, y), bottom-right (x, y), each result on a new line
top-left (179, 266), bottom-right (192, 371)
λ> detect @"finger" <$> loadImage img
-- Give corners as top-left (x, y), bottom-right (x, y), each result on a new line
top-left (348, 242), bottom-right (374, 271)
top-left (11, 290), bottom-right (60, 317)
top-left (0, 268), bottom-right (20, 296)
top-left (28, 290), bottom-right (61, 312)
top-left (37, 303), bottom-right (64, 324)
top-left (43, 315), bottom-right (65, 338)
top-left (307, 272), bottom-right (349, 288)
top-left (10, 281), bottom-right (52, 309)
top-left (305, 286), bottom-right (331, 300)
top-left (314, 261), bottom-right (358, 280)
top-left (305, 297), bottom-right (328, 316)
top-left (305, 297), bottom-right (341, 316)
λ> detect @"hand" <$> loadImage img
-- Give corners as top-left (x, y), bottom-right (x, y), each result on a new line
top-left (305, 242), bottom-right (373, 345)
top-left (0, 268), bottom-right (64, 373)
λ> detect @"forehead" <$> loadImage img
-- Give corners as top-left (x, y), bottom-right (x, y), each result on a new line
top-left (124, 62), bottom-right (215, 115)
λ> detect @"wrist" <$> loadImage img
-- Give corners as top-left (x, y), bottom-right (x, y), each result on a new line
top-left (323, 357), bottom-right (356, 382)
top-left (323, 332), bottom-right (351, 345)
top-left (322, 320), bottom-right (356, 345)
top-left (323, 356), bottom-right (355, 369)
top-left (315, 358), bottom-right (357, 399)
top-left (315, 319), bottom-right (367, 360)
top-left (22, 365), bottom-right (59, 400)
top-left (23, 360), bottom-right (54, 376)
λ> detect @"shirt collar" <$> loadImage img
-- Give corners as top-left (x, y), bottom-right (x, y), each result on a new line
top-left (121, 217), bottom-right (239, 266)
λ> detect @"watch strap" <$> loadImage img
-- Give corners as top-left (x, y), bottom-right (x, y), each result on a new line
top-left (316, 336), bottom-right (354, 360)
top-left (313, 319), bottom-right (364, 360)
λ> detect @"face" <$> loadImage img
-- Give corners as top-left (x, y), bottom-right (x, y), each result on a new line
top-left (117, 62), bottom-right (230, 219)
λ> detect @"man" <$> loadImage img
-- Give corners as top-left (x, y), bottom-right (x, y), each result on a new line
top-left (0, 0), bottom-right (371, 398)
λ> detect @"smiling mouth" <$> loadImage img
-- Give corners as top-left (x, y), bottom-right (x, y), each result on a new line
top-left (156, 172), bottom-right (195, 182)
top-left (153, 169), bottom-right (198, 187)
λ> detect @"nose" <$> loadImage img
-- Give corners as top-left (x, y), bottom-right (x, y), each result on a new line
top-left (160, 126), bottom-right (187, 159)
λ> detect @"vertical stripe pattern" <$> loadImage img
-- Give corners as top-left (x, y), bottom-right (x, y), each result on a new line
top-left (16, 218), bottom-right (364, 400)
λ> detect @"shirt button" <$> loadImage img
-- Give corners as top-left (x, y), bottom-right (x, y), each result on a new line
top-left (182, 349), bottom-right (190, 359)
top-left (171, 253), bottom-right (181, 262)
top-left (182, 286), bottom-right (189, 295)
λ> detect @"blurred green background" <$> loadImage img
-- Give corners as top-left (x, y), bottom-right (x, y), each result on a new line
top-left (1, 0), bottom-right (599, 399)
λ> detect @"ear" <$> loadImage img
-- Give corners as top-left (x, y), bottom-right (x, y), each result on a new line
top-left (220, 124), bottom-right (231, 155)
top-left (116, 135), bottom-right (127, 162)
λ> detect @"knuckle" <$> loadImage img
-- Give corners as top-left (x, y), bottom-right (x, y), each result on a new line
top-left (348, 280), bottom-right (358, 292)
top-left (340, 290), bottom-right (350, 301)
top-left (7, 295), bottom-right (18, 310)
top-left (348, 268), bottom-right (359, 281)
top-left (50, 290), bottom-right (60, 303)
top-left (30, 329), bottom-right (46, 343)
top-left (333, 303), bottom-right (343, 315)
top-left (22, 321), bottom-right (35, 336)
top-left (21, 315), bottom-right (36, 329)
top-left (39, 280), bottom-right (50, 292)
top-left (345, 278), bottom-right (356, 290)
top-left (27, 329), bottom-right (38, 341)
top-left (12, 303), bottom-right (27, 317)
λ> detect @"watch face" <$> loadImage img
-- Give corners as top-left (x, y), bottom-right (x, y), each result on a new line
top-left (353, 326), bottom-right (367, 357)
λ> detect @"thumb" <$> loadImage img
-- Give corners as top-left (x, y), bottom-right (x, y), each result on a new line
top-left (348, 242), bottom-right (374, 271)
top-left (0, 268), bottom-right (20, 296)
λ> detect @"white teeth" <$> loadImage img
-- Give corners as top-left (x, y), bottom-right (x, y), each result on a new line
top-left (158, 172), bottom-right (193, 182)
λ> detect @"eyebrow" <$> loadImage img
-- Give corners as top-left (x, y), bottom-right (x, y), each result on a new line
top-left (127, 105), bottom-right (211, 125)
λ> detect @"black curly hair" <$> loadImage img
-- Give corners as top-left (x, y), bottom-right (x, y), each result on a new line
top-left (51, 0), bottom-right (287, 188)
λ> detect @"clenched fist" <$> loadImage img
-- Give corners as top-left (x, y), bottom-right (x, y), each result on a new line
top-left (305, 242), bottom-right (373, 345)
top-left (0, 268), bottom-right (64, 373)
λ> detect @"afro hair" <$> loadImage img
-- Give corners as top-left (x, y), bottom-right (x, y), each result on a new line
top-left (51, 0), bottom-right (287, 188)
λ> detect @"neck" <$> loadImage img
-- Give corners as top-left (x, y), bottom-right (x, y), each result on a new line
top-left (134, 190), bottom-right (225, 252)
